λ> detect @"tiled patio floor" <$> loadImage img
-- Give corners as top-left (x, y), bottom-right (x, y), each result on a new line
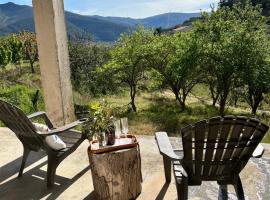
top-left (1, 127), bottom-right (270, 200)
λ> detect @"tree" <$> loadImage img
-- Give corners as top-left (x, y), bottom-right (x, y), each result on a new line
top-left (194, 2), bottom-right (268, 115)
top-left (7, 34), bottom-right (23, 71)
top-left (104, 27), bottom-right (151, 112)
top-left (243, 63), bottom-right (270, 115)
top-left (147, 31), bottom-right (201, 111)
top-left (69, 42), bottom-right (111, 96)
top-left (220, 0), bottom-right (270, 16)
top-left (0, 38), bottom-right (11, 68)
top-left (18, 31), bottom-right (38, 73)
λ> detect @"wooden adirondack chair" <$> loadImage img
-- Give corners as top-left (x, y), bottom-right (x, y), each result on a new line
top-left (0, 100), bottom-right (87, 187)
top-left (155, 116), bottom-right (269, 200)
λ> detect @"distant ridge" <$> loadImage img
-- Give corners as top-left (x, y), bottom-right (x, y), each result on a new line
top-left (0, 2), bottom-right (200, 42)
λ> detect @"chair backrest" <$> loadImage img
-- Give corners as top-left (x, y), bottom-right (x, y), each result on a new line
top-left (181, 116), bottom-right (269, 185)
top-left (0, 100), bottom-right (43, 151)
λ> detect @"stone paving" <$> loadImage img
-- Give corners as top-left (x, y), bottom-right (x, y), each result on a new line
top-left (0, 127), bottom-right (270, 200)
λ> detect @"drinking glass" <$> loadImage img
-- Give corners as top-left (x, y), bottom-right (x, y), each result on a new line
top-left (121, 117), bottom-right (128, 138)
top-left (114, 120), bottom-right (121, 142)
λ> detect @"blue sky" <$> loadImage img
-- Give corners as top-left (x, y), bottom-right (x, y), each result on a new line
top-left (0, 0), bottom-right (219, 18)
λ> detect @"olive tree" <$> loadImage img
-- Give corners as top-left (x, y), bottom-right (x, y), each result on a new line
top-left (18, 31), bottom-right (38, 73)
top-left (104, 27), bottom-right (152, 112)
top-left (69, 43), bottom-right (111, 96)
top-left (147, 31), bottom-right (201, 111)
top-left (0, 38), bottom-right (11, 69)
top-left (7, 34), bottom-right (23, 70)
top-left (194, 3), bottom-right (268, 115)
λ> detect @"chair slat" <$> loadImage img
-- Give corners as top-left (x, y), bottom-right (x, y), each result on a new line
top-left (0, 100), bottom-right (43, 150)
top-left (222, 117), bottom-right (246, 161)
top-left (182, 125), bottom-right (193, 175)
top-left (180, 115), bottom-right (268, 183)
top-left (194, 120), bottom-right (207, 177)
top-left (232, 119), bottom-right (259, 160)
top-left (203, 117), bottom-right (221, 177)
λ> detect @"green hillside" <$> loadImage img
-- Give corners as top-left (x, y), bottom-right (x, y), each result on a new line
top-left (0, 2), bottom-right (200, 42)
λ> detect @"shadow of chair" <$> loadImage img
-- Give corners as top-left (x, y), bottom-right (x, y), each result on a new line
top-left (0, 150), bottom-right (46, 183)
top-left (155, 182), bottom-right (170, 200)
top-left (83, 191), bottom-right (96, 200)
top-left (0, 152), bottom-right (91, 200)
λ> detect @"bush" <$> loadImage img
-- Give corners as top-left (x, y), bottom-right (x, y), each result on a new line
top-left (0, 85), bottom-right (44, 114)
top-left (69, 42), bottom-right (114, 96)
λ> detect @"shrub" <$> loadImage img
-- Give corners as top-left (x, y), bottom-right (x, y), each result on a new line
top-left (0, 85), bottom-right (44, 114)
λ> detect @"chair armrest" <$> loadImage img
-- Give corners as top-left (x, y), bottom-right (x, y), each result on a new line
top-left (39, 119), bottom-right (86, 136)
top-left (155, 132), bottom-right (182, 161)
top-left (28, 111), bottom-right (54, 129)
top-left (252, 143), bottom-right (265, 158)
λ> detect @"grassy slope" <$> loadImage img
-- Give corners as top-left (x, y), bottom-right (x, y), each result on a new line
top-left (2, 63), bottom-right (270, 142)
top-left (74, 85), bottom-right (270, 143)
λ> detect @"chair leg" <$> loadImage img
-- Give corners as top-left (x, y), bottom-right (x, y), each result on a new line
top-left (163, 156), bottom-right (171, 182)
top-left (18, 146), bottom-right (30, 177)
top-left (233, 176), bottom-right (245, 200)
top-left (218, 185), bottom-right (228, 200)
top-left (175, 176), bottom-right (188, 200)
top-left (47, 155), bottom-right (58, 187)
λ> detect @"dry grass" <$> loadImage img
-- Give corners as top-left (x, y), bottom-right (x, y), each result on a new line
top-left (76, 87), bottom-right (270, 142)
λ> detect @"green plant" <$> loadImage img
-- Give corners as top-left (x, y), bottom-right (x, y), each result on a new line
top-left (18, 31), bottom-right (39, 74)
top-left (147, 31), bottom-right (202, 111)
top-left (0, 38), bottom-right (11, 68)
top-left (103, 26), bottom-right (153, 112)
top-left (194, 2), bottom-right (268, 115)
top-left (0, 85), bottom-right (44, 114)
top-left (69, 42), bottom-right (112, 96)
top-left (83, 100), bottom-right (115, 140)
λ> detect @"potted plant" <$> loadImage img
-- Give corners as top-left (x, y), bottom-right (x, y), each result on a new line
top-left (83, 99), bottom-right (115, 146)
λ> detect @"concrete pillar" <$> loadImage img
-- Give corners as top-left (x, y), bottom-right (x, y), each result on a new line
top-left (32, 0), bottom-right (75, 126)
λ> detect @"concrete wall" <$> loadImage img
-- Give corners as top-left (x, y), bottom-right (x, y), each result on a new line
top-left (32, 0), bottom-right (75, 126)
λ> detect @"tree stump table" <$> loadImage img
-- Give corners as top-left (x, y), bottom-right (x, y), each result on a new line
top-left (88, 136), bottom-right (142, 200)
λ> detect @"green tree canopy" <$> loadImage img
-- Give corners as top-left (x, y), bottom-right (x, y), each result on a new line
top-left (103, 27), bottom-right (152, 112)
top-left (18, 31), bottom-right (39, 74)
top-left (146, 31), bottom-right (201, 111)
top-left (0, 38), bottom-right (11, 68)
top-left (69, 42), bottom-right (111, 96)
top-left (194, 2), bottom-right (269, 115)
top-left (7, 34), bottom-right (23, 65)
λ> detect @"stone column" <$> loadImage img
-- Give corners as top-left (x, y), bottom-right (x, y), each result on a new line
top-left (32, 0), bottom-right (75, 126)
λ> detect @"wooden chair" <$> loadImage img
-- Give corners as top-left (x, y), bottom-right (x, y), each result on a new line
top-left (155, 116), bottom-right (269, 200)
top-left (0, 100), bottom-right (87, 187)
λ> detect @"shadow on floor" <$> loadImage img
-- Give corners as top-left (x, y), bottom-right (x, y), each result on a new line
top-left (0, 152), bottom-right (91, 200)
top-left (83, 191), bottom-right (96, 200)
top-left (0, 150), bottom-right (46, 183)
top-left (155, 182), bottom-right (170, 200)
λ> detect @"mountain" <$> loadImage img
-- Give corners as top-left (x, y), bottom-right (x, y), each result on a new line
top-left (92, 13), bottom-right (200, 29)
top-left (0, 2), bottom-right (200, 42)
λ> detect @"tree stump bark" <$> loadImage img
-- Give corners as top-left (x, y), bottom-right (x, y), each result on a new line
top-left (88, 146), bottom-right (142, 200)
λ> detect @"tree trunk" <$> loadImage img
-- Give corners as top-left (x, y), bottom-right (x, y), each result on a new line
top-left (248, 89), bottom-right (263, 115)
top-left (219, 91), bottom-right (229, 116)
top-left (219, 98), bottom-right (226, 116)
top-left (129, 84), bottom-right (137, 112)
top-left (171, 86), bottom-right (186, 111)
top-left (30, 60), bottom-right (35, 73)
top-left (88, 147), bottom-right (142, 200)
top-left (213, 97), bottom-right (218, 107)
top-left (175, 94), bottom-right (185, 111)
top-left (210, 86), bottom-right (219, 107)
